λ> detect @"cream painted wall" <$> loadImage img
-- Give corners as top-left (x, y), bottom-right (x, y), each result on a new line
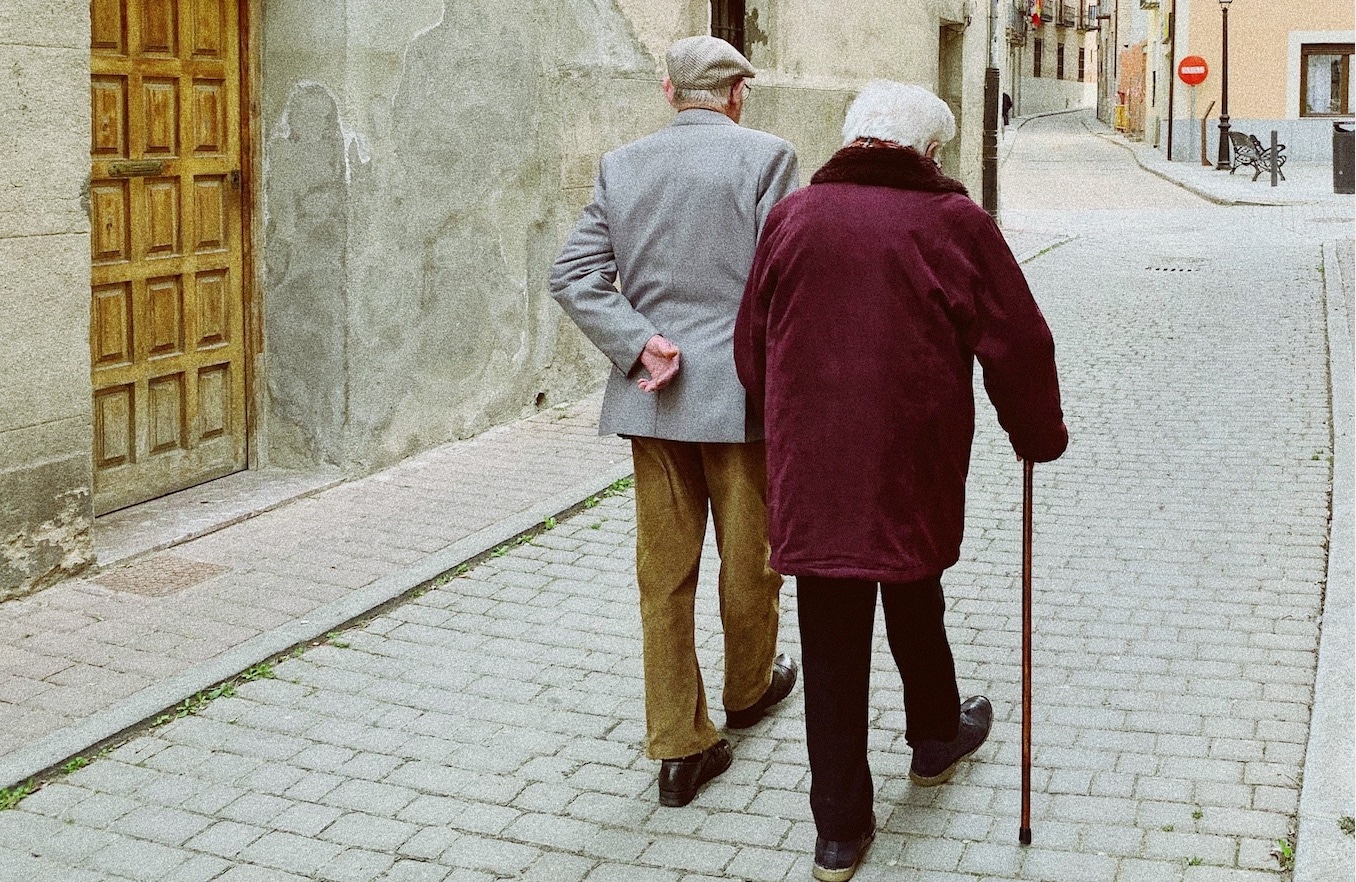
top-left (1178, 0), bottom-right (1353, 119)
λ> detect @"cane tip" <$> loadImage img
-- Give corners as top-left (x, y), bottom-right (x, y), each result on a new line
top-left (1019, 827), bottom-right (1032, 846)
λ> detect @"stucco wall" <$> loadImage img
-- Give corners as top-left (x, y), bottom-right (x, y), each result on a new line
top-left (262, 1), bottom-right (663, 471)
top-left (1177, 0), bottom-right (1353, 120)
top-left (1140, 0), bottom-right (1353, 161)
top-left (261, 0), bottom-right (997, 474)
top-left (0, 0), bottom-right (95, 599)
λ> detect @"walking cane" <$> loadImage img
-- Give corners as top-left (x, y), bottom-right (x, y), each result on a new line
top-left (1019, 459), bottom-right (1034, 846)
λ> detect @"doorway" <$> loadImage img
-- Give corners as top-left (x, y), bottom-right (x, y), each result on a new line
top-left (89, 0), bottom-right (251, 515)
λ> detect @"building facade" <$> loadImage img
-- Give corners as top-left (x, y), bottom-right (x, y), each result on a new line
top-left (1005, 0), bottom-right (1099, 117)
top-left (2, 0), bottom-right (1000, 599)
top-left (1097, 0), bottom-right (1353, 160)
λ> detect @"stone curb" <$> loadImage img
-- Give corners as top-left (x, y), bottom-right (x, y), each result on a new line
top-left (1293, 239), bottom-right (1356, 882)
top-left (1083, 121), bottom-right (1343, 208)
top-left (0, 458), bottom-right (636, 792)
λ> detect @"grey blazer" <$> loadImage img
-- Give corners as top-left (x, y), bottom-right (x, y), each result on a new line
top-left (551, 109), bottom-right (799, 442)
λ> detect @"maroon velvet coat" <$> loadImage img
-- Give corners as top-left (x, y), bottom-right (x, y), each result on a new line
top-left (734, 146), bottom-right (1067, 582)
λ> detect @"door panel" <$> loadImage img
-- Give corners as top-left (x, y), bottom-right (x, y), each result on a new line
top-left (90, 0), bottom-right (246, 515)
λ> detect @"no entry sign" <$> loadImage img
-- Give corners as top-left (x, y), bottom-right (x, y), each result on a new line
top-left (1178, 56), bottom-right (1208, 86)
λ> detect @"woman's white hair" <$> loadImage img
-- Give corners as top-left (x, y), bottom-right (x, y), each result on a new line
top-left (841, 80), bottom-right (956, 149)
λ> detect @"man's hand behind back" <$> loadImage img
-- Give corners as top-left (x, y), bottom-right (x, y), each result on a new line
top-left (637, 334), bottom-right (681, 393)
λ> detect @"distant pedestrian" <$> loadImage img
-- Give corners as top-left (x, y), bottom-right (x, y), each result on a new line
top-left (551, 36), bottom-right (800, 808)
top-left (1002, 91), bottom-right (1013, 126)
top-left (735, 80), bottom-right (1068, 881)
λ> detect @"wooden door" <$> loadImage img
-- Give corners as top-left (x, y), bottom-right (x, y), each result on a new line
top-left (90, 0), bottom-right (248, 515)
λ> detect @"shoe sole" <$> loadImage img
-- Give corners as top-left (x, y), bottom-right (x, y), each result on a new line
top-left (908, 742), bottom-right (982, 787)
top-left (811, 829), bottom-right (876, 882)
top-left (658, 750), bottom-right (733, 807)
top-left (724, 708), bottom-right (765, 729)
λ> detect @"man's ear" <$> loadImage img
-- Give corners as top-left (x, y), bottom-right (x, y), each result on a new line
top-left (662, 76), bottom-right (677, 108)
top-left (924, 141), bottom-right (942, 160)
top-left (725, 78), bottom-right (746, 120)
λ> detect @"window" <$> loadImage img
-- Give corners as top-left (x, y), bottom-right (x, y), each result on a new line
top-left (1034, 38), bottom-right (1043, 77)
top-left (711, 0), bottom-right (746, 54)
top-left (1057, 43), bottom-right (1066, 79)
top-left (1300, 43), bottom-right (1353, 116)
top-left (1078, 47), bottom-right (1086, 81)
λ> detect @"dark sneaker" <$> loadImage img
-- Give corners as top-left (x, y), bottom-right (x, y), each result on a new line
top-left (658, 738), bottom-right (733, 807)
top-left (725, 654), bottom-right (798, 729)
top-left (908, 695), bottom-right (993, 786)
top-left (812, 812), bottom-right (876, 882)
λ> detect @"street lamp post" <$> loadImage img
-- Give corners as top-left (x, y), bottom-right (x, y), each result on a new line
top-left (1215, 0), bottom-right (1232, 170)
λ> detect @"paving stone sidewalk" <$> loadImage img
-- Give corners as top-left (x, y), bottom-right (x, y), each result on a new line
top-left (0, 398), bottom-right (633, 787)
top-left (0, 111), bottom-right (1350, 882)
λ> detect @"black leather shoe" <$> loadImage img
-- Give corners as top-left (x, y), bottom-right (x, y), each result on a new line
top-left (909, 695), bottom-right (993, 786)
top-left (725, 654), bottom-right (798, 729)
top-left (658, 738), bottom-right (732, 807)
top-left (813, 813), bottom-right (876, 881)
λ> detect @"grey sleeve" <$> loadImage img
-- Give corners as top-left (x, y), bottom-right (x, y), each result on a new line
top-left (548, 165), bottom-right (659, 374)
top-left (754, 142), bottom-right (800, 236)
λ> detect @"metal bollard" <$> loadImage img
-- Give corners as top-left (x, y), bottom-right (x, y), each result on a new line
top-left (1334, 122), bottom-right (1355, 195)
top-left (1271, 131), bottom-right (1278, 188)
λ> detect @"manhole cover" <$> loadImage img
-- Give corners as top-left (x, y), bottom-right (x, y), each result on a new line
top-left (95, 555), bottom-right (230, 596)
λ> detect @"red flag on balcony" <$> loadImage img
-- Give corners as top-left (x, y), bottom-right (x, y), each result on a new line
top-left (1031, 0), bottom-right (1042, 26)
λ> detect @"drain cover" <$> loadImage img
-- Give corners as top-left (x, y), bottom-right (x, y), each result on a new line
top-left (95, 555), bottom-right (230, 596)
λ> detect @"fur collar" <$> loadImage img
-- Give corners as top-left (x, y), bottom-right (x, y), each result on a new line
top-left (810, 145), bottom-right (968, 196)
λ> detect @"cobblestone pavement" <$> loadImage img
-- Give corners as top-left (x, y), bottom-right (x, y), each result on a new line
top-left (0, 112), bottom-right (1350, 881)
top-left (0, 400), bottom-right (630, 780)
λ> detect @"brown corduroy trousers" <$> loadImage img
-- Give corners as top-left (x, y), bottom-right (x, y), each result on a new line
top-left (630, 436), bottom-right (784, 760)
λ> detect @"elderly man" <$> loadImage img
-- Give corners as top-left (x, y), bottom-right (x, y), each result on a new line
top-left (735, 81), bottom-right (1068, 880)
top-left (550, 36), bottom-right (800, 808)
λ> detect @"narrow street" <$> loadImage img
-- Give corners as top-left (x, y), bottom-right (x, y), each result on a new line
top-left (0, 112), bottom-right (1347, 882)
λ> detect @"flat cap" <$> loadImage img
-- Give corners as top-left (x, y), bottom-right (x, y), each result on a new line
top-left (666, 35), bottom-right (755, 90)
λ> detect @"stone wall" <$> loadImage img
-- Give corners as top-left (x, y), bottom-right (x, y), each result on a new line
top-left (0, 1), bottom-right (95, 599)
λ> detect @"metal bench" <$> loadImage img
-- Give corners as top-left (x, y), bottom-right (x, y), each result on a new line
top-left (1227, 130), bottom-right (1286, 182)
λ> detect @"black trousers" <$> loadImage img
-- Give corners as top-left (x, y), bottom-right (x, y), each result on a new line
top-left (796, 574), bottom-right (961, 840)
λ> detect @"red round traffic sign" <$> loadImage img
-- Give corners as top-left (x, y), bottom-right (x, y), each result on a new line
top-left (1178, 56), bottom-right (1208, 86)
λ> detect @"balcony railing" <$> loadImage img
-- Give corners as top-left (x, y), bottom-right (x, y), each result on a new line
top-left (1057, 0), bottom-right (1077, 27)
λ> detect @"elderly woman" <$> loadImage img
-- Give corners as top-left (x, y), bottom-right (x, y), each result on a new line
top-left (734, 81), bottom-right (1068, 881)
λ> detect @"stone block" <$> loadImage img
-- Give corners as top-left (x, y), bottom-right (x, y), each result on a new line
top-left (0, 0), bottom-right (87, 50)
top-left (0, 44), bottom-right (89, 238)
top-left (0, 232), bottom-right (91, 433)
top-left (0, 453), bottom-right (92, 598)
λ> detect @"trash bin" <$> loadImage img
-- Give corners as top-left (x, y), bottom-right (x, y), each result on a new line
top-left (1335, 122), bottom-right (1355, 195)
